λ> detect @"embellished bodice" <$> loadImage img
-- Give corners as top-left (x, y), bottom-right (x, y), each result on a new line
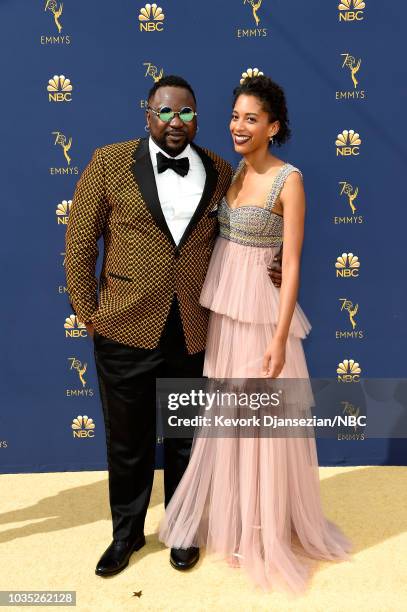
top-left (217, 161), bottom-right (302, 248)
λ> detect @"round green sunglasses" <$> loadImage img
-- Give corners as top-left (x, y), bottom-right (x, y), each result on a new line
top-left (147, 105), bottom-right (197, 123)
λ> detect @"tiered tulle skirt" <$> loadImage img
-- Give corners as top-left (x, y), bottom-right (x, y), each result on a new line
top-left (158, 237), bottom-right (352, 594)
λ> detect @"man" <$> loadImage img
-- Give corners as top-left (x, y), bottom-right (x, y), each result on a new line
top-left (65, 75), bottom-right (282, 578)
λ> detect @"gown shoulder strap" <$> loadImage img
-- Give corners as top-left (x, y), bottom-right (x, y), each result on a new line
top-left (231, 159), bottom-right (245, 184)
top-left (266, 163), bottom-right (303, 211)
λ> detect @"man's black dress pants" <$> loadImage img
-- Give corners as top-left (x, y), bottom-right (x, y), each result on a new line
top-left (93, 297), bottom-right (204, 541)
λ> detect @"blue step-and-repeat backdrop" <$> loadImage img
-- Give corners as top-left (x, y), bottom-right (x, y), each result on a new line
top-left (1, 1), bottom-right (406, 472)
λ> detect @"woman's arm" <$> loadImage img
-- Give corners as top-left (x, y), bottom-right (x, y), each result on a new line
top-left (262, 171), bottom-right (305, 377)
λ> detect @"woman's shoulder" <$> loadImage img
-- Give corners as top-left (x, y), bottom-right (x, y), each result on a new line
top-left (269, 162), bottom-right (304, 210)
top-left (282, 161), bottom-right (303, 181)
top-left (281, 159), bottom-right (302, 174)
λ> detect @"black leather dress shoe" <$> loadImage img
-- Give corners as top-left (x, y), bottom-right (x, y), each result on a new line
top-left (95, 534), bottom-right (146, 577)
top-left (170, 547), bottom-right (199, 571)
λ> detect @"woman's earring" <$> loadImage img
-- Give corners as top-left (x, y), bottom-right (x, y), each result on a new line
top-left (144, 124), bottom-right (150, 132)
top-left (269, 136), bottom-right (274, 144)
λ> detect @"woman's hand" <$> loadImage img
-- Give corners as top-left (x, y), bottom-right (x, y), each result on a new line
top-left (262, 337), bottom-right (286, 378)
top-left (85, 322), bottom-right (95, 339)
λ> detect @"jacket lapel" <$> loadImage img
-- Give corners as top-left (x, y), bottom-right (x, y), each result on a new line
top-left (177, 143), bottom-right (218, 250)
top-left (131, 137), bottom-right (176, 247)
top-left (131, 137), bottom-right (219, 251)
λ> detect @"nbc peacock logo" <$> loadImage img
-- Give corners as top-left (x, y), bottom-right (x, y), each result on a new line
top-left (337, 359), bottom-right (361, 382)
top-left (240, 68), bottom-right (264, 84)
top-left (335, 253), bottom-right (360, 278)
top-left (71, 415), bottom-right (95, 438)
top-left (336, 129), bottom-right (362, 156)
top-left (139, 3), bottom-right (165, 32)
top-left (56, 200), bottom-right (72, 224)
top-left (338, 0), bottom-right (365, 22)
top-left (64, 314), bottom-right (87, 338)
top-left (47, 75), bottom-right (73, 102)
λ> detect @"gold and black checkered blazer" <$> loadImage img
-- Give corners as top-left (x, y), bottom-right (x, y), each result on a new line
top-left (65, 137), bottom-right (233, 353)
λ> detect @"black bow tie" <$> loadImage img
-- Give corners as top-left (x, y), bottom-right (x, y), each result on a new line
top-left (156, 151), bottom-right (190, 177)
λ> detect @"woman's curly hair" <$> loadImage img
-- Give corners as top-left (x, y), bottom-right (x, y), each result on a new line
top-left (232, 75), bottom-right (291, 146)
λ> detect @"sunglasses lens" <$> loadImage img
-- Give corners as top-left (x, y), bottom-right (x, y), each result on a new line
top-left (158, 107), bottom-right (174, 122)
top-left (179, 108), bottom-right (195, 122)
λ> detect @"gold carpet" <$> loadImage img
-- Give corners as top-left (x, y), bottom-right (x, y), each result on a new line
top-left (0, 466), bottom-right (406, 611)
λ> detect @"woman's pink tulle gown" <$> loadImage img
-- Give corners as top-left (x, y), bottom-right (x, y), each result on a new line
top-left (158, 161), bottom-right (352, 593)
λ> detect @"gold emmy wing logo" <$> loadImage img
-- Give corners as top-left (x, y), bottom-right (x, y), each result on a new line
top-left (336, 298), bottom-right (364, 339)
top-left (339, 298), bottom-right (358, 329)
top-left (143, 62), bottom-right (164, 82)
top-left (72, 415), bottom-right (95, 438)
top-left (68, 357), bottom-right (87, 387)
top-left (335, 252), bottom-right (360, 278)
top-left (240, 68), bottom-right (264, 84)
top-left (334, 182), bottom-right (363, 224)
top-left (243, 0), bottom-right (263, 26)
top-left (342, 400), bottom-right (360, 420)
top-left (339, 401), bottom-right (363, 437)
top-left (47, 75), bottom-right (73, 102)
top-left (341, 53), bottom-right (361, 89)
top-left (64, 314), bottom-right (87, 338)
top-left (339, 181), bottom-right (358, 214)
top-left (139, 4), bottom-right (165, 31)
top-left (52, 132), bottom-right (72, 165)
top-left (337, 359), bottom-right (361, 382)
top-left (56, 200), bottom-right (72, 224)
top-left (335, 129), bottom-right (361, 156)
top-left (338, 0), bottom-right (365, 21)
top-left (45, 0), bottom-right (63, 33)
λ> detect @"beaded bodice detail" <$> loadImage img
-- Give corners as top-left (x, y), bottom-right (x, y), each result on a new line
top-left (217, 161), bottom-right (302, 248)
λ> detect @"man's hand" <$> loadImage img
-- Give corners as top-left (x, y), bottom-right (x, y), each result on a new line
top-left (85, 322), bottom-right (95, 338)
top-left (267, 244), bottom-right (283, 288)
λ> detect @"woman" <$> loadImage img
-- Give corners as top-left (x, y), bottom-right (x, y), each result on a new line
top-left (158, 75), bottom-right (352, 594)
